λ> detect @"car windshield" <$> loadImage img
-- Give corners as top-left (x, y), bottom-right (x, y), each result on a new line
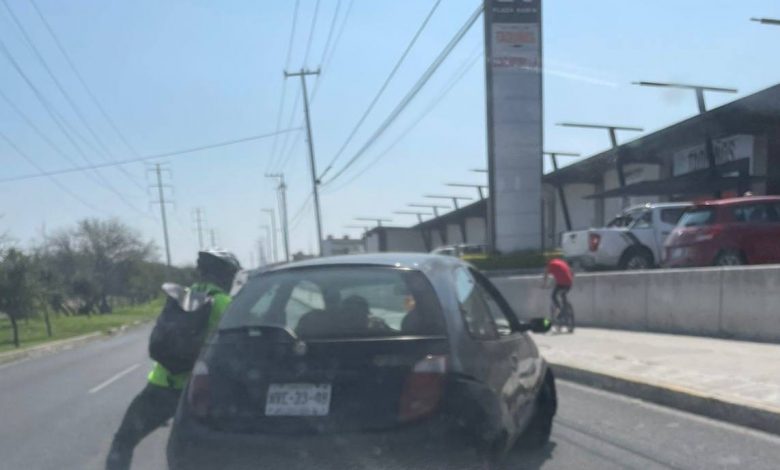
top-left (220, 267), bottom-right (446, 338)
top-left (678, 208), bottom-right (716, 227)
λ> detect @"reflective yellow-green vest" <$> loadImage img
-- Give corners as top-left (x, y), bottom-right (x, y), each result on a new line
top-left (147, 282), bottom-right (231, 389)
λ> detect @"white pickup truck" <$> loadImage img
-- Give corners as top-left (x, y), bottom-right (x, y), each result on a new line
top-left (561, 203), bottom-right (690, 270)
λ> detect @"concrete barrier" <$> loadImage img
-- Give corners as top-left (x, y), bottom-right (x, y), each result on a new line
top-left (492, 265), bottom-right (780, 343)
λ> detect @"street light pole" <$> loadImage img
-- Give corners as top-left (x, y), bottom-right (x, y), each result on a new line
top-left (285, 68), bottom-right (323, 256)
top-left (633, 81), bottom-right (738, 196)
top-left (265, 173), bottom-right (290, 262)
top-left (354, 217), bottom-right (392, 227)
top-left (557, 122), bottom-right (643, 210)
top-left (632, 81), bottom-right (737, 114)
top-left (262, 208), bottom-right (278, 263)
top-left (751, 17), bottom-right (780, 26)
top-left (543, 151), bottom-right (580, 232)
top-left (445, 183), bottom-right (488, 200)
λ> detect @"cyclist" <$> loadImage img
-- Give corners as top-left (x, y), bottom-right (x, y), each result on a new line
top-left (542, 257), bottom-right (573, 325)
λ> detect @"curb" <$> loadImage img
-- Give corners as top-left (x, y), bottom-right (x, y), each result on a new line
top-left (550, 362), bottom-right (780, 436)
top-left (0, 320), bottom-right (151, 366)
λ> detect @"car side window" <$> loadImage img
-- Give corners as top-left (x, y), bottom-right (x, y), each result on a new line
top-left (472, 280), bottom-right (512, 336)
top-left (632, 210), bottom-right (653, 229)
top-left (660, 208), bottom-right (685, 225)
top-left (733, 204), bottom-right (772, 223)
top-left (454, 267), bottom-right (498, 340)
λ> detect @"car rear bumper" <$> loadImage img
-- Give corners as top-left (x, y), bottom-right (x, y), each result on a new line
top-left (168, 414), bottom-right (485, 470)
top-left (663, 243), bottom-right (716, 268)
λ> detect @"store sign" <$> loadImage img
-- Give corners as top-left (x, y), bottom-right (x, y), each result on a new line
top-left (672, 134), bottom-right (754, 176)
top-left (485, 0), bottom-right (543, 252)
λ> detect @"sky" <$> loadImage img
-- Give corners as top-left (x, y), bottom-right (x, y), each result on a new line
top-left (1, 0), bottom-right (780, 267)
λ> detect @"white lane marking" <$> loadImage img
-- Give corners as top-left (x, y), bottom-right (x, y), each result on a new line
top-left (88, 363), bottom-right (141, 394)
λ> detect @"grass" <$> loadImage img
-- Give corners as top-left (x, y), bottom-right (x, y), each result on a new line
top-left (0, 298), bottom-right (163, 354)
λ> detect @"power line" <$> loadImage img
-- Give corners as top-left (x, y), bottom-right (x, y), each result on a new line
top-left (28, 0), bottom-right (141, 158)
top-left (267, 0), bottom-right (301, 171)
top-left (1, 0), bottom-right (143, 190)
top-left (320, 0), bottom-right (354, 76)
top-left (302, 0), bottom-right (322, 66)
top-left (0, 128), bottom-right (300, 183)
top-left (289, 192), bottom-right (313, 232)
top-left (324, 41), bottom-right (483, 193)
top-left (319, 0), bottom-right (442, 179)
top-left (309, 0), bottom-right (342, 100)
top-left (0, 130), bottom-right (106, 214)
top-left (0, 37), bottom-right (151, 217)
top-left (323, 2), bottom-right (483, 186)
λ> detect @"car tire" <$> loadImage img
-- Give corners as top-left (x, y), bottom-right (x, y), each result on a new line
top-left (619, 248), bottom-right (653, 270)
top-left (518, 369), bottom-right (557, 449)
top-left (714, 249), bottom-right (744, 266)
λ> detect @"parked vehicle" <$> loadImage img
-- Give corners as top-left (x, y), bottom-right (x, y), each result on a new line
top-left (561, 203), bottom-right (690, 270)
top-left (430, 244), bottom-right (488, 258)
top-left (167, 253), bottom-right (555, 469)
top-left (664, 196), bottom-right (780, 267)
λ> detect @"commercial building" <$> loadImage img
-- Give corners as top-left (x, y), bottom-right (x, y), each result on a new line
top-left (363, 83), bottom-right (780, 253)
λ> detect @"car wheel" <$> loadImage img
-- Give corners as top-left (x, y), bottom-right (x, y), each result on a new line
top-left (518, 369), bottom-right (557, 449)
top-left (619, 249), bottom-right (653, 270)
top-left (715, 249), bottom-right (744, 266)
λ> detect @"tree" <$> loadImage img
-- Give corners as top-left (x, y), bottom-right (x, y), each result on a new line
top-left (40, 218), bottom-right (157, 314)
top-left (0, 249), bottom-right (38, 347)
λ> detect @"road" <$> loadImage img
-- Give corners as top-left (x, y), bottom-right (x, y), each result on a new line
top-left (1, 324), bottom-right (779, 470)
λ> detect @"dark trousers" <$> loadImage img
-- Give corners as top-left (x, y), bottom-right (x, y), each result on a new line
top-left (106, 383), bottom-right (181, 470)
top-left (551, 285), bottom-right (571, 311)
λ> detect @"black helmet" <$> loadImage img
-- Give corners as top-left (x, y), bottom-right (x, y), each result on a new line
top-left (197, 249), bottom-right (241, 277)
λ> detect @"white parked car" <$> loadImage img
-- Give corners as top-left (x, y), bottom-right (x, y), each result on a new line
top-left (561, 203), bottom-right (690, 270)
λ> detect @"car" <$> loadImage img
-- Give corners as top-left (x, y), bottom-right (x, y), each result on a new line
top-left (663, 196), bottom-right (780, 268)
top-left (431, 244), bottom-right (489, 259)
top-left (561, 202), bottom-right (690, 270)
top-left (167, 253), bottom-right (556, 469)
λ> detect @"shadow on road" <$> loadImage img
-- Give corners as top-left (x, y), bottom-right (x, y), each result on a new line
top-left (501, 441), bottom-right (557, 469)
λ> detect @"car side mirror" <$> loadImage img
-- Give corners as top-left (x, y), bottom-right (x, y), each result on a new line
top-left (519, 317), bottom-right (551, 333)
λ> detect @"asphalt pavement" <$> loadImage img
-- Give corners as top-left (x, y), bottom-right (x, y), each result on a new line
top-left (1, 324), bottom-right (778, 470)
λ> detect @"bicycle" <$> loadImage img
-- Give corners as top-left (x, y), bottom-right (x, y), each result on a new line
top-left (550, 291), bottom-right (575, 334)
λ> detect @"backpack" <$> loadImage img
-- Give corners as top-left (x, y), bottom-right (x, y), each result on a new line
top-left (148, 283), bottom-right (215, 375)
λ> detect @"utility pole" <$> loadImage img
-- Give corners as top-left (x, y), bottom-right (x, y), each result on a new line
top-left (285, 68), bottom-right (323, 256)
top-left (262, 208), bottom-right (278, 263)
top-left (192, 207), bottom-right (205, 249)
top-left (149, 163), bottom-right (172, 267)
top-left (445, 183), bottom-right (488, 200)
top-left (266, 173), bottom-right (290, 262)
top-left (209, 228), bottom-right (217, 247)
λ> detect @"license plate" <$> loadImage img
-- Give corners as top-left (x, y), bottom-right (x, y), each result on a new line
top-left (265, 383), bottom-right (332, 416)
top-left (671, 247), bottom-right (687, 259)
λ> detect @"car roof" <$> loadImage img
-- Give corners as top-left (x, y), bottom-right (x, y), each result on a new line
top-left (623, 202), bottom-right (691, 212)
top-left (696, 196), bottom-right (780, 206)
top-left (261, 252), bottom-right (466, 274)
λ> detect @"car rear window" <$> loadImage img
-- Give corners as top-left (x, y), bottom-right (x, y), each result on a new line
top-left (678, 208), bottom-right (715, 227)
top-left (219, 267), bottom-right (446, 339)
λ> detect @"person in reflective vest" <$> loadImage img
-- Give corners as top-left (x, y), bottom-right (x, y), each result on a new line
top-left (105, 250), bottom-right (240, 470)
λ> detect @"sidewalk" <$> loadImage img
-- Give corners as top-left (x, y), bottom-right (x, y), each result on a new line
top-left (533, 328), bottom-right (780, 434)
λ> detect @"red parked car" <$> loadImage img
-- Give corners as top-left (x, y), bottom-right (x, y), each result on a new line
top-left (664, 196), bottom-right (780, 267)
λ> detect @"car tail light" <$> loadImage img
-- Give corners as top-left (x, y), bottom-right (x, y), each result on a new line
top-left (399, 355), bottom-right (447, 423)
top-left (694, 225), bottom-right (723, 242)
top-left (187, 361), bottom-right (211, 418)
top-left (588, 233), bottom-right (601, 252)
